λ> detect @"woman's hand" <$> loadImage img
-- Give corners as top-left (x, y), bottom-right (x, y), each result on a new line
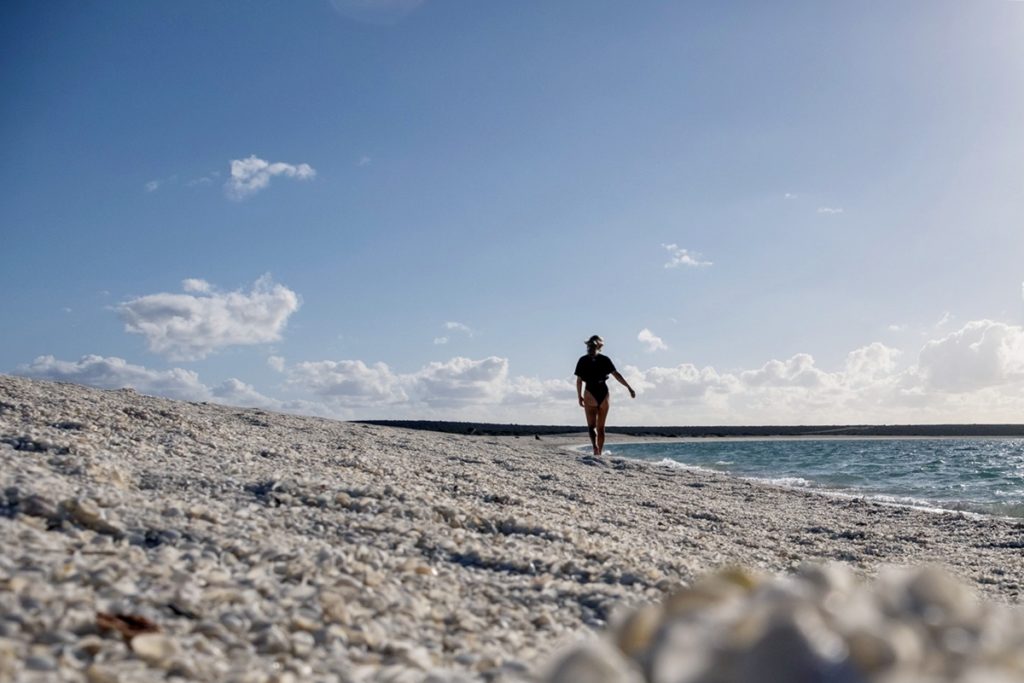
top-left (628, 387), bottom-right (636, 399)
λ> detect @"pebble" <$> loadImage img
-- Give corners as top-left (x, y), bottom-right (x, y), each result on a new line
top-left (130, 633), bottom-right (180, 666)
top-left (24, 654), bottom-right (57, 671)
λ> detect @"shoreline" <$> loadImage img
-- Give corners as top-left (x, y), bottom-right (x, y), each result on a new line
top-left (3, 375), bottom-right (1024, 681)
top-left (555, 435), bottom-right (1024, 522)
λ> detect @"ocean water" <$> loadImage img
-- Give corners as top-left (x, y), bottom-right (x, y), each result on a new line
top-left (608, 439), bottom-right (1024, 518)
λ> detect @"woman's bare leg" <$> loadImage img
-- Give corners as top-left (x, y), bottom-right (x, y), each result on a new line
top-left (596, 396), bottom-right (610, 454)
top-left (583, 392), bottom-right (600, 454)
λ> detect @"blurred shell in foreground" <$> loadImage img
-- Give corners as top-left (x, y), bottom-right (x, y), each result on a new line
top-left (544, 564), bottom-right (1024, 683)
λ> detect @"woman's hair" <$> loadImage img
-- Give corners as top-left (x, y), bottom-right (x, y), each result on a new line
top-left (585, 334), bottom-right (604, 350)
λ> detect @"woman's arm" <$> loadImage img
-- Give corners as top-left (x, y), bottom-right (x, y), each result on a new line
top-left (576, 377), bottom-right (585, 406)
top-left (611, 371), bottom-right (636, 398)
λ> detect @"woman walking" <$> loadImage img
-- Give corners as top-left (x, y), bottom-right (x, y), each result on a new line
top-left (575, 335), bottom-right (635, 455)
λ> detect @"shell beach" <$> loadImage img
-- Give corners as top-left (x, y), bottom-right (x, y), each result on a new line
top-left (2, 375), bottom-right (1023, 682)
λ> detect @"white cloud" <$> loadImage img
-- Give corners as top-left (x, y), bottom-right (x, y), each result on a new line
top-left (433, 337), bottom-right (449, 345)
top-left (917, 320), bottom-right (1024, 393)
top-left (267, 355), bottom-right (286, 372)
top-left (637, 328), bottom-right (668, 352)
top-left (145, 180), bottom-right (161, 193)
top-left (412, 357), bottom-right (508, 404)
top-left (936, 311), bottom-right (954, 328)
top-left (504, 376), bottom-right (576, 405)
top-left (225, 155), bottom-right (316, 200)
top-left (118, 275), bottom-right (301, 361)
top-left (740, 353), bottom-right (836, 389)
top-left (283, 356), bottom-right (510, 407)
top-left (888, 324), bottom-right (907, 332)
top-left (817, 207), bottom-right (844, 215)
top-left (181, 278), bottom-right (211, 294)
top-left (444, 321), bottom-right (474, 336)
top-left (627, 363), bottom-right (730, 402)
top-left (287, 359), bottom-right (408, 403)
top-left (211, 378), bottom-right (282, 409)
top-left (357, 155), bottom-right (372, 167)
top-left (19, 355), bottom-right (212, 402)
top-left (19, 355), bottom-right (287, 411)
top-left (784, 193), bottom-right (798, 199)
top-left (663, 244), bottom-right (712, 268)
top-left (844, 342), bottom-right (901, 385)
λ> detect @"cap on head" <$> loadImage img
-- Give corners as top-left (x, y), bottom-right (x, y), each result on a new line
top-left (585, 335), bottom-right (604, 350)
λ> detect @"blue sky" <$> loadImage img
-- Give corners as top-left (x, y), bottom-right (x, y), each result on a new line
top-left (3, 0), bottom-right (1024, 424)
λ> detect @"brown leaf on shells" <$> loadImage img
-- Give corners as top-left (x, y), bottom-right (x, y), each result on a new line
top-left (96, 612), bottom-right (161, 641)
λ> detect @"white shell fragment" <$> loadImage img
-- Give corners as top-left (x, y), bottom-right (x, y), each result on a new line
top-left (130, 633), bottom-right (180, 666)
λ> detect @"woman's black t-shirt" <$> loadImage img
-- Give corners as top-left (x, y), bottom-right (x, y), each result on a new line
top-left (575, 354), bottom-right (616, 403)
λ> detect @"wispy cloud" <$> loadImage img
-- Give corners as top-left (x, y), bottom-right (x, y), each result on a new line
top-left (817, 207), bottom-right (844, 215)
top-left (186, 171), bottom-right (220, 187)
top-left (357, 155), bottom-right (372, 167)
top-left (225, 155), bottom-right (316, 200)
top-left (888, 323), bottom-right (907, 332)
top-left (433, 337), bottom-right (448, 345)
top-left (444, 321), bottom-right (474, 336)
top-left (144, 175), bottom-right (177, 193)
top-left (784, 192), bottom-right (798, 199)
top-left (663, 244), bottom-right (712, 268)
top-left (638, 328), bottom-right (668, 352)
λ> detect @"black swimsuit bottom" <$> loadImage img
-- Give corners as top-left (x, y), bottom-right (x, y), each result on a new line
top-left (586, 381), bottom-right (609, 406)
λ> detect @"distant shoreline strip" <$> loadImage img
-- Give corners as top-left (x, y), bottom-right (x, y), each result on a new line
top-left (354, 420), bottom-right (1024, 439)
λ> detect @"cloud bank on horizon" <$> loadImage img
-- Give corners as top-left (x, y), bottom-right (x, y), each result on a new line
top-left (17, 277), bottom-right (1024, 425)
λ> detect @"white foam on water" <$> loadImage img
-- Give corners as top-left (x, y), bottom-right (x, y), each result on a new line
top-left (653, 458), bottom-right (720, 475)
top-left (632, 454), bottom-right (1002, 520)
top-left (761, 476), bottom-right (813, 488)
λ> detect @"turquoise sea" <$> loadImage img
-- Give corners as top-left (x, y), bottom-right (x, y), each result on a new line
top-left (608, 439), bottom-right (1024, 518)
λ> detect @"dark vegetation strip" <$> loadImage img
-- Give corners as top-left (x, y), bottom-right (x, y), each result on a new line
top-left (354, 421), bottom-right (1024, 438)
